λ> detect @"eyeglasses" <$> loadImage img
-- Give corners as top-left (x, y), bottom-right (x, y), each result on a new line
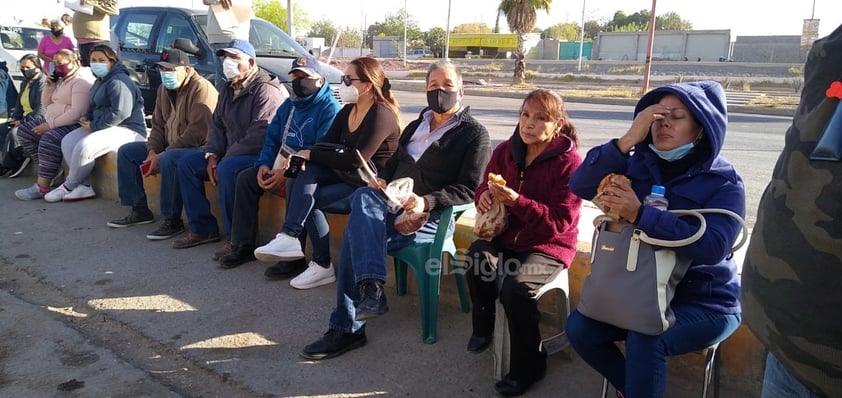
top-left (340, 75), bottom-right (361, 86)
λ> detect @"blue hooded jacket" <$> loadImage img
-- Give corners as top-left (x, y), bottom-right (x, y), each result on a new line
top-left (85, 61), bottom-right (146, 136)
top-left (256, 80), bottom-right (341, 168)
top-left (570, 80), bottom-right (746, 315)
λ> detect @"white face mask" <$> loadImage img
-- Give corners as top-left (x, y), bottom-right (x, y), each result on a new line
top-left (222, 57), bottom-right (242, 80)
top-left (338, 83), bottom-right (359, 104)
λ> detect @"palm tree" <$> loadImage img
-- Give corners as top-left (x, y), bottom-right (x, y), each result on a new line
top-left (498, 0), bottom-right (551, 85)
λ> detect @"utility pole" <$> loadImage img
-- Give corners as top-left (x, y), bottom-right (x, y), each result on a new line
top-left (403, 0), bottom-right (407, 67)
top-left (286, 0), bottom-right (294, 39)
top-left (641, 0), bottom-right (657, 94)
top-left (444, 0), bottom-right (452, 60)
top-left (577, 0), bottom-right (586, 71)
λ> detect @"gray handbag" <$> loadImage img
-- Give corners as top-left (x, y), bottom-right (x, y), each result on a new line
top-left (577, 209), bottom-right (747, 335)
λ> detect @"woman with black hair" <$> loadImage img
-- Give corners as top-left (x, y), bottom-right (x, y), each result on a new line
top-left (3, 54), bottom-right (45, 177)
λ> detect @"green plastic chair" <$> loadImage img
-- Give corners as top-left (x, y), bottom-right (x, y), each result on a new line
top-left (390, 203), bottom-right (474, 344)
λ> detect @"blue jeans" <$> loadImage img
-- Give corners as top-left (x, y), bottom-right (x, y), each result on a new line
top-left (117, 142), bottom-right (201, 218)
top-left (566, 305), bottom-right (741, 398)
top-left (282, 163), bottom-right (355, 266)
top-left (328, 187), bottom-right (449, 333)
top-left (177, 152), bottom-right (257, 236)
top-left (761, 353), bottom-right (820, 398)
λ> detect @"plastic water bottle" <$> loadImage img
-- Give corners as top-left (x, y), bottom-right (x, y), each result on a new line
top-left (644, 185), bottom-right (669, 211)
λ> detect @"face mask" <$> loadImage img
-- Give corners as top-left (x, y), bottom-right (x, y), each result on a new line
top-left (53, 63), bottom-right (72, 78)
top-left (222, 57), bottom-right (242, 80)
top-left (161, 71), bottom-right (180, 90)
top-left (649, 141), bottom-right (696, 162)
top-left (426, 88), bottom-right (459, 114)
top-left (292, 77), bottom-right (319, 98)
top-left (51, 29), bottom-right (63, 36)
top-left (338, 83), bottom-right (359, 104)
top-left (22, 68), bottom-right (38, 81)
top-left (90, 62), bottom-right (110, 78)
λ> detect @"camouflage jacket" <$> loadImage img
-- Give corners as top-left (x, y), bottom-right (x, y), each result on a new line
top-left (741, 24), bottom-right (842, 398)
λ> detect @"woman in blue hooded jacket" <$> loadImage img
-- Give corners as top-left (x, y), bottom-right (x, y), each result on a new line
top-left (565, 81), bottom-right (746, 398)
top-left (45, 44), bottom-right (146, 202)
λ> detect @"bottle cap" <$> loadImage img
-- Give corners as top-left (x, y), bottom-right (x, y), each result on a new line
top-left (651, 185), bottom-right (666, 195)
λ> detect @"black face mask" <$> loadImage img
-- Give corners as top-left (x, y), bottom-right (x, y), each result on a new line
top-left (22, 68), bottom-right (39, 81)
top-left (51, 29), bottom-right (63, 37)
top-left (426, 88), bottom-right (458, 114)
top-left (292, 77), bottom-right (319, 98)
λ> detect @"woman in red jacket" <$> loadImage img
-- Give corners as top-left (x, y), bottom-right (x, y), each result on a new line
top-left (464, 89), bottom-right (583, 396)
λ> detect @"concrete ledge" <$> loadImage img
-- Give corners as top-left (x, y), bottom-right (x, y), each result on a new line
top-left (90, 151), bottom-right (762, 394)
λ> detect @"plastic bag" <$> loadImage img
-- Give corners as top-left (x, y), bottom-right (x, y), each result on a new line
top-left (473, 199), bottom-right (507, 240)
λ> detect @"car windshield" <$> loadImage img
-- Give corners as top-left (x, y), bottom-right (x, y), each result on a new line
top-left (193, 15), bottom-right (307, 56)
top-left (0, 26), bottom-right (47, 50)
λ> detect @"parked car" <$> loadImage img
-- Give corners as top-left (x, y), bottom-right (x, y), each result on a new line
top-left (406, 48), bottom-right (433, 59)
top-left (0, 24), bottom-right (49, 80)
top-left (111, 7), bottom-right (343, 114)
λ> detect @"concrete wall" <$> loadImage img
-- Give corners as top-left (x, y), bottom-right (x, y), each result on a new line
top-left (732, 35), bottom-right (806, 63)
top-left (594, 30), bottom-right (731, 62)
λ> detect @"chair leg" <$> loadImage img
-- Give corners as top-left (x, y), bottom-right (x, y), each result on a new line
top-left (702, 343), bottom-right (720, 398)
top-left (417, 267), bottom-right (442, 344)
top-left (394, 259), bottom-right (408, 296)
top-left (601, 377), bottom-right (609, 398)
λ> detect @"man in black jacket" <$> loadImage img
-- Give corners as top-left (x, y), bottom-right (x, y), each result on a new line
top-left (301, 61), bottom-right (491, 360)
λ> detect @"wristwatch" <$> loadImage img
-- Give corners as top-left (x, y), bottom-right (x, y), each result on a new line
top-left (204, 152), bottom-right (217, 160)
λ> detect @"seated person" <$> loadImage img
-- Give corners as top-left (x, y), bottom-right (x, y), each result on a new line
top-left (565, 81), bottom-right (746, 398)
top-left (173, 39), bottom-right (285, 249)
top-left (464, 89), bottom-right (583, 397)
top-left (3, 54), bottom-right (45, 178)
top-left (299, 61), bottom-right (491, 360)
top-left (15, 50), bottom-right (94, 200)
top-left (107, 48), bottom-right (218, 235)
top-left (45, 45), bottom-right (146, 202)
top-left (217, 56), bottom-right (340, 268)
top-left (253, 56), bottom-right (401, 289)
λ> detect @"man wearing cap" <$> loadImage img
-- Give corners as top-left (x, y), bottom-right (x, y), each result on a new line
top-left (172, 39), bottom-right (286, 250)
top-left (214, 55), bottom-right (341, 269)
top-left (203, 0), bottom-right (253, 92)
top-left (107, 48), bottom-right (218, 239)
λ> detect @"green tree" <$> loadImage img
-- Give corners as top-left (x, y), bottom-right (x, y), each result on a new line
top-left (453, 23), bottom-right (493, 34)
top-left (542, 22), bottom-right (580, 41)
top-left (336, 27), bottom-right (363, 48)
top-left (367, 11), bottom-right (422, 40)
top-left (423, 27), bottom-right (447, 57)
top-left (253, 0), bottom-right (310, 35)
top-left (657, 12), bottom-right (692, 31)
top-left (308, 19), bottom-right (338, 44)
top-left (603, 9), bottom-right (692, 32)
top-left (583, 20), bottom-right (601, 40)
top-left (498, 0), bottom-right (552, 85)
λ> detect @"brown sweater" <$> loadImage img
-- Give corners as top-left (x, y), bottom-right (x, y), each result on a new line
top-left (72, 0), bottom-right (118, 41)
top-left (147, 68), bottom-right (219, 153)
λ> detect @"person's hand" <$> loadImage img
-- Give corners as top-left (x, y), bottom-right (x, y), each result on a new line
top-left (403, 193), bottom-right (427, 213)
top-left (598, 176), bottom-right (642, 222)
top-left (79, 118), bottom-right (92, 132)
top-left (207, 155), bottom-right (219, 185)
top-left (476, 190), bottom-right (493, 214)
top-left (144, 152), bottom-right (160, 176)
top-left (368, 177), bottom-right (386, 190)
top-left (257, 165), bottom-right (286, 190)
top-left (616, 103), bottom-right (670, 153)
top-left (32, 122), bottom-right (51, 135)
top-left (9, 120), bottom-right (20, 128)
top-left (219, 0), bottom-right (232, 9)
top-left (488, 180), bottom-right (519, 207)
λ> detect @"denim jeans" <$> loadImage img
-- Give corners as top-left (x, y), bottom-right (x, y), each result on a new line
top-left (178, 152), bottom-right (257, 236)
top-left (328, 187), bottom-right (449, 333)
top-left (566, 304), bottom-right (741, 398)
top-left (117, 142), bottom-right (201, 218)
top-left (282, 163), bottom-right (355, 266)
top-left (761, 353), bottom-right (820, 398)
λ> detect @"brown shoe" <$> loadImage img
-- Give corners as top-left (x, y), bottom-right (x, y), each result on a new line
top-left (172, 232), bottom-right (221, 249)
top-left (212, 240), bottom-right (234, 261)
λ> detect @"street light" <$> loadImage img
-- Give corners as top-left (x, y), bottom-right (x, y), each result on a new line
top-left (577, 0), bottom-right (586, 71)
top-left (444, 0), bottom-right (451, 60)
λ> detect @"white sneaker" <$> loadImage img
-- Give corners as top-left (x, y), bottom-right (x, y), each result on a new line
top-left (14, 183), bottom-right (45, 200)
top-left (254, 233), bottom-right (305, 262)
top-left (44, 184), bottom-right (70, 202)
top-left (63, 184), bottom-right (96, 201)
top-left (290, 261), bottom-right (336, 289)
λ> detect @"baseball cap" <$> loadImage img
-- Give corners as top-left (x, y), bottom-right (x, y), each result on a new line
top-left (157, 48), bottom-right (190, 68)
top-left (215, 38), bottom-right (256, 59)
top-left (289, 56), bottom-right (323, 78)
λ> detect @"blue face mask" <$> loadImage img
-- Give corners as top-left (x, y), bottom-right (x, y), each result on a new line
top-left (649, 141), bottom-right (696, 162)
top-left (90, 62), bottom-right (110, 78)
top-left (161, 71), bottom-right (179, 90)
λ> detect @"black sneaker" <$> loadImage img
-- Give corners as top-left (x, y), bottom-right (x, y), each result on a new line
top-left (263, 258), bottom-right (308, 280)
top-left (8, 157), bottom-right (31, 179)
top-left (107, 208), bottom-right (154, 228)
top-left (355, 279), bottom-right (389, 321)
top-left (300, 329), bottom-right (367, 360)
top-left (146, 218), bottom-right (185, 240)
